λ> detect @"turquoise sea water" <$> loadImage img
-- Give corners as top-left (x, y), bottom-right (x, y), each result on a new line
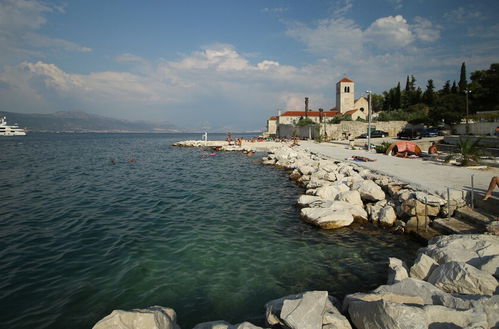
top-left (0, 133), bottom-right (423, 328)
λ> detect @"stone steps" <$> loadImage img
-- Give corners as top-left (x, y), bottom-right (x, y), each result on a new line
top-left (454, 206), bottom-right (496, 228)
top-left (432, 217), bottom-right (483, 234)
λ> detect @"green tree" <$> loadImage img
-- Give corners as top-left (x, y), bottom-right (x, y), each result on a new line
top-left (428, 94), bottom-right (465, 125)
top-left (451, 81), bottom-right (458, 93)
top-left (370, 93), bottom-right (384, 112)
top-left (394, 82), bottom-right (401, 109)
top-left (469, 63), bottom-right (499, 112)
top-left (423, 79), bottom-right (435, 105)
top-left (440, 80), bottom-right (451, 95)
top-left (458, 62), bottom-right (468, 92)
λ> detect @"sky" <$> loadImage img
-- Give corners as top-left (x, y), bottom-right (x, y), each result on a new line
top-left (0, 0), bottom-right (498, 132)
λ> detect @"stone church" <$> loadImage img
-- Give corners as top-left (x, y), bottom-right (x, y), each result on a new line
top-left (265, 77), bottom-right (368, 136)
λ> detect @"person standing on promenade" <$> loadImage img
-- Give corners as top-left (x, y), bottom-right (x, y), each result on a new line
top-left (483, 176), bottom-right (499, 200)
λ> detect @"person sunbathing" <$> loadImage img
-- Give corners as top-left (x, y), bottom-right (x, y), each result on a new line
top-left (351, 155), bottom-right (376, 162)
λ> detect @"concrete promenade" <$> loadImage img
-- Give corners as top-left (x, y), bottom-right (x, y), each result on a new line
top-left (296, 140), bottom-right (498, 198)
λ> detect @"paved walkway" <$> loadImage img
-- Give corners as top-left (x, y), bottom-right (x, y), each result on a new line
top-left (297, 140), bottom-right (498, 197)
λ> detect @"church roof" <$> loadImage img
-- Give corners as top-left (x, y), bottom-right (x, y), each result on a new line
top-left (280, 111), bottom-right (339, 117)
top-left (269, 116), bottom-right (277, 120)
top-left (338, 77), bottom-right (353, 83)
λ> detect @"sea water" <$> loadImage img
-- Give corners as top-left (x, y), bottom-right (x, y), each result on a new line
top-left (0, 133), bottom-right (422, 329)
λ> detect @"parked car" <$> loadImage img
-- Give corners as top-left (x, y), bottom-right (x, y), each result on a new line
top-left (397, 128), bottom-right (422, 139)
top-left (357, 130), bottom-right (389, 138)
top-left (422, 128), bottom-right (439, 137)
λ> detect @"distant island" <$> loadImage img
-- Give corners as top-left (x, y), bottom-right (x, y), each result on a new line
top-left (0, 110), bottom-right (184, 133)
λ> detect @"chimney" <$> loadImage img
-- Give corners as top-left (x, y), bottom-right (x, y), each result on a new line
top-left (305, 97), bottom-right (309, 118)
top-left (319, 108), bottom-right (324, 123)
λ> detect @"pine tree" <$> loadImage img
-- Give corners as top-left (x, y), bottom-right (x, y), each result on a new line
top-left (395, 82), bottom-right (401, 109)
top-left (424, 79), bottom-right (435, 105)
top-left (441, 80), bottom-right (451, 95)
top-left (459, 62), bottom-right (468, 92)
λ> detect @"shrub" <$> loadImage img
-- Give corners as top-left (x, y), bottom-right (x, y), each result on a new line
top-left (375, 141), bottom-right (392, 154)
top-left (296, 117), bottom-right (316, 127)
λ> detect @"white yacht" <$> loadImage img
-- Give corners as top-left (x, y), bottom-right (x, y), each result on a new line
top-left (0, 116), bottom-right (26, 136)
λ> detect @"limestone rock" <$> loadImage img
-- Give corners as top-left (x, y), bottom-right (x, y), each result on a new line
top-left (93, 306), bottom-right (179, 329)
top-left (301, 207), bottom-right (354, 229)
top-left (193, 321), bottom-right (230, 329)
top-left (423, 305), bottom-right (489, 329)
top-left (297, 195), bottom-right (327, 208)
top-left (348, 299), bottom-right (427, 329)
top-left (335, 190), bottom-right (363, 207)
top-left (299, 165), bottom-right (317, 176)
top-left (387, 258), bottom-right (409, 285)
top-left (378, 206), bottom-right (397, 226)
top-left (307, 177), bottom-right (329, 189)
top-left (400, 199), bottom-right (440, 217)
top-left (405, 216), bottom-right (429, 232)
top-left (397, 189), bottom-right (414, 202)
top-left (486, 221), bottom-right (499, 236)
top-left (409, 253), bottom-right (439, 281)
top-left (413, 191), bottom-right (446, 206)
top-left (351, 180), bottom-right (385, 201)
top-left (316, 184), bottom-right (348, 201)
top-left (265, 291), bottom-right (329, 329)
top-left (420, 234), bottom-right (499, 276)
top-left (343, 292), bottom-right (424, 313)
top-left (427, 261), bottom-right (498, 295)
top-left (289, 169), bottom-right (302, 180)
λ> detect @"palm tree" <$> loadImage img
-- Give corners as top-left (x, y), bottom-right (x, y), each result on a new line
top-left (445, 137), bottom-right (483, 166)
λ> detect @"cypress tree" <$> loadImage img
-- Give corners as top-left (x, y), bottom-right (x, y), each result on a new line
top-left (424, 79), bottom-right (435, 105)
top-left (441, 80), bottom-right (451, 95)
top-left (405, 76), bottom-right (410, 92)
top-left (451, 81), bottom-right (458, 94)
top-left (395, 82), bottom-right (401, 109)
top-left (459, 62), bottom-right (468, 92)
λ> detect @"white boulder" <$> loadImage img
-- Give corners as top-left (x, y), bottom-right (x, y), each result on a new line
top-left (316, 184), bottom-right (348, 201)
top-left (420, 234), bottom-right (499, 277)
top-left (387, 258), bottom-right (409, 285)
top-left (92, 306), bottom-right (179, 329)
top-left (335, 190), bottom-right (363, 207)
top-left (378, 206), bottom-right (397, 226)
top-left (351, 180), bottom-right (385, 201)
top-left (427, 261), bottom-right (498, 295)
top-left (348, 299), bottom-right (427, 329)
top-left (409, 253), bottom-right (439, 281)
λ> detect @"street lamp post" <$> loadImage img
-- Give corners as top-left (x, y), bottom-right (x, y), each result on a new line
top-left (366, 90), bottom-right (372, 152)
top-left (464, 90), bottom-right (471, 134)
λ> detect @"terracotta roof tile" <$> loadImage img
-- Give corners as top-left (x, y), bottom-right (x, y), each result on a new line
top-left (338, 77), bottom-right (353, 83)
top-left (281, 111), bottom-right (339, 117)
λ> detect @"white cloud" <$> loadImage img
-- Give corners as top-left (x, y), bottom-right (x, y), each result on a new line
top-left (412, 17), bottom-right (440, 42)
top-left (286, 17), bottom-right (363, 55)
top-left (0, 0), bottom-right (91, 65)
top-left (332, 0), bottom-right (353, 17)
top-left (365, 15), bottom-right (414, 48)
top-left (444, 7), bottom-right (484, 24)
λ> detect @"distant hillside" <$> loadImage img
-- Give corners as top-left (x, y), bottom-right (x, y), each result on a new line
top-left (0, 111), bottom-right (183, 133)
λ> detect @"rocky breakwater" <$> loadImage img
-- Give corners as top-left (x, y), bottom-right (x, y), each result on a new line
top-left (173, 140), bottom-right (258, 154)
top-left (93, 235), bottom-right (498, 329)
top-left (261, 145), bottom-right (471, 233)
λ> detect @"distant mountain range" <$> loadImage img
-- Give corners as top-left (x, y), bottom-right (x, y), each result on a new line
top-left (0, 111), bottom-right (183, 133)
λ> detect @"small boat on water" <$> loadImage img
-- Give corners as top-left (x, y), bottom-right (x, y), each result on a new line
top-left (0, 116), bottom-right (26, 136)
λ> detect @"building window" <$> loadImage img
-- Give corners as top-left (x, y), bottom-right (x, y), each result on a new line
top-left (344, 86), bottom-right (350, 93)
top-left (360, 107), bottom-right (365, 112)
